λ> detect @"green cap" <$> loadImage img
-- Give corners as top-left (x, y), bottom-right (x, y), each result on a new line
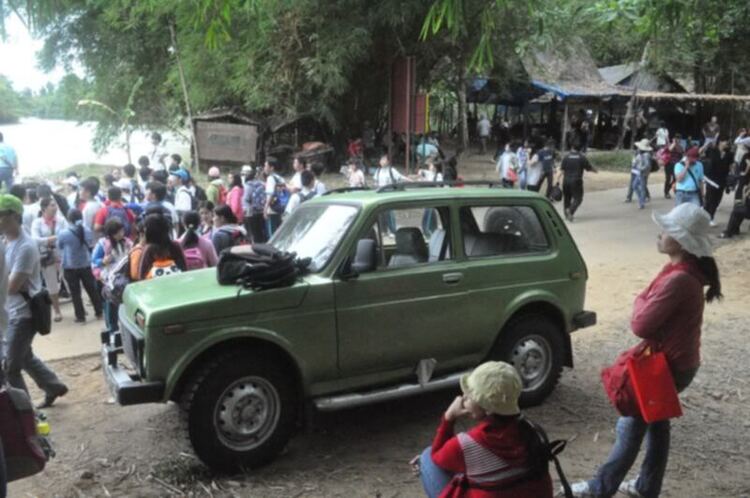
top-left (0, 194), bottom-right (23, 215)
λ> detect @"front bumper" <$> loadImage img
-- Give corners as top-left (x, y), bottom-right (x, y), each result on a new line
top-left (572, 310), bottom-right (597, 330)
top-left (101, 332), bottom-right (164, 406)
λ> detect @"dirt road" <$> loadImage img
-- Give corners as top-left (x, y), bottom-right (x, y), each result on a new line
top-left (11, 180), bottom-right (750, 497)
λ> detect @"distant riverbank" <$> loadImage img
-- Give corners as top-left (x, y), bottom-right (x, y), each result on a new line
top-left (0, 117), bottom-right (189, 178)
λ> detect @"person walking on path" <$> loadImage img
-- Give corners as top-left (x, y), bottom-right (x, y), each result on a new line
top-left (496, 142), bottom-right (519, 188)
top-left (57, 209), bottom-right (103, 324)
top-left (702, 116), bottom-right (720, 146)
top-left (412, 361), bottom-right (553, 498)
top-left (569, 202), bottom-right (721, 498)
top-left (673, 147), bottom-right (704, 207)
top-left (0, 194), bottom-right (69, 408)
top-left (557, 143), bottom-right (597, 222)
top-left (0, 132), bottom-right (18, 191)
top-left (626, 139), bottom-right (653, 209)
top-left (664, 136), bottom-right (684, 199)
top-left (702, 140), bottom-right (732, 225)
top-left (30, 197), bottom-right (66, 322)
top-left (537, 139), bottom-right (557, 198)
top-left (476, 115), bottom-right (492, 155)
top-left (91, 218), bottom-right (132, 332)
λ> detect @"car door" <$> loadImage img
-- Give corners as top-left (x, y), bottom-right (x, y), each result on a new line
top-left (333, 203), bottom-right (473, 378)
top-left (456, 202), bottom-right (563, 352)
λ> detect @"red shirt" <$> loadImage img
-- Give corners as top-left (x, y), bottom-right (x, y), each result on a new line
top-left (631, 262), bottom-right (705, 371)
top-left (431, 416), bottom-right (553, 498)
top-left (93, 200), bottom-right (136, 230)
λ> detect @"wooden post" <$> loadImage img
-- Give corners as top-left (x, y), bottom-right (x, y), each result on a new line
top-left (561, 101), bottom-right (569, 153)
top-left (169, 22), bottom-right (200, 171)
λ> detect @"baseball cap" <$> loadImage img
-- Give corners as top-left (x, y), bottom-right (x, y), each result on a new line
top-left (686, 147), bottom-right (700, 160)
top-left (460, 361), bottom-right (522, 416)
top-left (0, 194), bottom-right (24, 215)
top-left (208, 166), bottom-right (221, 178)
top-left (169, 169), bottom-right (189, 182)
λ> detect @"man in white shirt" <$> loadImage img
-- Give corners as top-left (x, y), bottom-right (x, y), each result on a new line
top-left (288, 156), bottom-right (307, 193)
top-left (170, 169), bottom-right (195, 218)
top-left (285, 170), bottom-right (317, 216)
top-left (477, 115), bottom-right (492, 154)
top-left (373, 153), bottom-right (408, 188)
top-left (263, 157), bottom-right (285, 236)
top-left (149, 132), bottom-right (167, 171)
top-left (79, 179), bottom-right (103, 235)
top-left (655, 122), bottom-right (669, 148)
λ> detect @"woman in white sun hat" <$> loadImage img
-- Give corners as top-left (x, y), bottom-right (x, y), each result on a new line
top-left (570, 202), bottom-right (722, 498)
top-left (412, 361), bottom-right (553, 498)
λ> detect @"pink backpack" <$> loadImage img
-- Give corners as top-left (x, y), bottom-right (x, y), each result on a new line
top-left (183, 246), bottom-right (207, 271)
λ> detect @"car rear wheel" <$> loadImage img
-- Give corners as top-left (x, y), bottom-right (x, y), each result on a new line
top-left (181, 351), bottom-right (297, 471)
top-left (493, 315), bottom-right (564, 407)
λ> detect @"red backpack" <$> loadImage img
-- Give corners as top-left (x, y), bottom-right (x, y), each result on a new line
top-left (0, 384), bottom-right (49, 482)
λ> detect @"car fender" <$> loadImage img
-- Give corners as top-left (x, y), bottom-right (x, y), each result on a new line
top-left (163, 326), bottom-right (309, 401)
top-left (486, 289), bottom-right (570, 356)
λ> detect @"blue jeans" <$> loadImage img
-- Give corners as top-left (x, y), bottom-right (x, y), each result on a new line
top-left (265, 213), bottom-right (282, 238)
top-left (588, 368), bottom-right (697, 498)
top-left (419, 447), bottom-right (452, 498)
top-left (632, 174), bottom-right (647, 208)
top-left (2, 318), bottom-right (65, 396)
top-left (675, 190), bottom-right (701, 207)
top-left (104, 300), bottom-right (119, 333)
top-left (0, 168), bottom-right (13, 192)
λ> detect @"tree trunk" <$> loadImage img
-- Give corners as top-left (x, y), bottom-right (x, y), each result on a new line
top-left (617, 42), bottom-right (650, 150)
top-left (455, 53), bottom-right (469, 156)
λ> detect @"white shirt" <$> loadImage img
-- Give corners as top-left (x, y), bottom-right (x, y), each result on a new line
top-left (265, 173), bottom-right (282, 195)
top-left (22, 203), bottom-right (40, 234)
top-left (373, 166), bottom-right (406, 187)
top-left (656, 127), bottom-right (669, 147)
top-left (174, 185), bottom-right (194, 212)
top-left (30, 215), bottom-right (68, 261)
top-left (496, 152), bottom-right (518, 180)
top-left (82, 200), bottom-right (102, 231)
top-left (289, 171), bottom-right (303, 191)
top-left (284, 188), bottom-right (314, 216)
top-left (526, 155), bottom-right (543, 187)
top-left (347, 169), bottom-right (366, 188)
top-left (477, 118), bottom-right (491, 137)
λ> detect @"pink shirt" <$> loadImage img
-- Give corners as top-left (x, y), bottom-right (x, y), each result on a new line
top-left (178, 234), bottom-right (219, 268)
top-left (227, 186), bottom-right (244, 223)
top-left (631, 262), bottom-right (705, 371)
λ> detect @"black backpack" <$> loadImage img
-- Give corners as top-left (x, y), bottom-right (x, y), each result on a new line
top-left (216, 244), bottom-right (310, 291)
top-left (518, 416), bottom-right (573, 498)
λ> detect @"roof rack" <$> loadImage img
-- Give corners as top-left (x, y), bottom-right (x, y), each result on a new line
top-left (375, 180), bottom-right (504, 193)
top-left (321, 186), bottom-right (371, 196)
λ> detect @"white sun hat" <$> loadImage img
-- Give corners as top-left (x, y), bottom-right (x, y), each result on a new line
top-left (635, 138), bottom-right (652, 152)
top-left (652, 203), bottom-right (713, 258)
top-left (460, 361), bottom-right (522, 416)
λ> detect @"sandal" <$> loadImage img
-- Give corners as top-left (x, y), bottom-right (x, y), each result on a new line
top-left (54, 315), bottom-right (63, 323)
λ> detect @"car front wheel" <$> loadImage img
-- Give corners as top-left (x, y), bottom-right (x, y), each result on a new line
top-left (181, 351), bottom-right (297, 471)
top-left (493, 315), bottom-right (564, 407)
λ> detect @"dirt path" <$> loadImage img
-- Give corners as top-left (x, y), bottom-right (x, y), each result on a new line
top-left (11, 181), bottom-right (750, 497)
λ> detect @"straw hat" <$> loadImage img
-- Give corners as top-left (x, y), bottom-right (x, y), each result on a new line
top-left (460, 361), bottom-right (522, 416)
top-left (652, 203), bottom-right (713, 258)
top-left (635, 139), bottom-right (652, 152)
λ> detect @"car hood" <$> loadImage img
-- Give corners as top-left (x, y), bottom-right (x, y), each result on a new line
top-left (122, 268), bottom-right (310, 327)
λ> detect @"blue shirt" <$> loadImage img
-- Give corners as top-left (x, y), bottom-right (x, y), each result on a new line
top-left (0, 143), bottom-right (17, 169)
top-left (674, 161), bottom-right (704, 192)
top-left (56, 223), bottom-right (94, 269)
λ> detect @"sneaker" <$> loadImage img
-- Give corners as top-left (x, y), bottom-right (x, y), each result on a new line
top-left (624, 199), bottom-right (632, 203)
top-left (709, 220), bottom-right (717, 227)
top-left (563, 481), bottom-right (595, 497)
top-left (564, 208), bottom-right (572, 221)
top-left (36, 384), bottom-right (69, 409)
top-left (618, 479), bottom-right (645, 497)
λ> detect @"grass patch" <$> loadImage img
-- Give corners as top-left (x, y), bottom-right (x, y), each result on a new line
top-left (586, 149), bottom-right (633, 172)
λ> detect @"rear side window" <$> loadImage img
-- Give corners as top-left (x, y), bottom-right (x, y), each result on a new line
top-left (460, 205), bottom-right (549, 258)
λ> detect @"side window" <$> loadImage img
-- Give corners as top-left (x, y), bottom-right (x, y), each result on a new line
top-left (354, 206), bottom-right (452, 271)
top-left (460, 205), bottom-right (549, 258)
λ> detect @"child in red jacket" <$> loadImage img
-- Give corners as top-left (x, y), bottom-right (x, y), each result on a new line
top-left (412, 361), bottom-right (553, 498)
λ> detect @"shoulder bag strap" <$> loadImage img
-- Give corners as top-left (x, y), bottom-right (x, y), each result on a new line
top-left (686, 168), bottom-right (704, 206)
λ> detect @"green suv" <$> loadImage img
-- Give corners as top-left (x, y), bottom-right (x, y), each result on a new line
top-left (102, 183), bottom-right (596, 471)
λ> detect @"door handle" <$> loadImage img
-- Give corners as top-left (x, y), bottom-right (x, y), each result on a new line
top-left (442, 272), bottom-right (463, 285)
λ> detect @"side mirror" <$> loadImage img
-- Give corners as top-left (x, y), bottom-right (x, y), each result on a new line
top-left (352, 239), bottom-right (377, 273)
top-left (341, 239), bottom-right (376, 280)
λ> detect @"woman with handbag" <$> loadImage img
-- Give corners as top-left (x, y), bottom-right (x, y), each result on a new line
top-left (569, 202), bottom-right (721, 498)
top-left (30, 198), bottom-right (66, 322)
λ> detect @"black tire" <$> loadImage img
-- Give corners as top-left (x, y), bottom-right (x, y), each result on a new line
top-left (180, 350), bottom-right (298, 471)
top-left (492, 315), bottom-right (564, 407)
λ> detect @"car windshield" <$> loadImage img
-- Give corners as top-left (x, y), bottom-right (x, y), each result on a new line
top-left (270, 203), bottom-right (359, 272)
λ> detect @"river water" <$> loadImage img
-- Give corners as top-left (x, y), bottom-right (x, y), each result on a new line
top-left (0, 117), bottom-right (189, 178)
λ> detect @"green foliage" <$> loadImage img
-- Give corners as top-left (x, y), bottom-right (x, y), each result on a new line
top-left (0, 74), bottom-right (23, 123)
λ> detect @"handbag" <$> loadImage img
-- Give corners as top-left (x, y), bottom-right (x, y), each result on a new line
top-left (0, 384), bottom-right (48, 482)
top-left (600, 344), bottom-right (641, 418)
top-left (627, 347), bottom-right (683, 423)
top-left (20, 289), bottom-right (52, 335)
